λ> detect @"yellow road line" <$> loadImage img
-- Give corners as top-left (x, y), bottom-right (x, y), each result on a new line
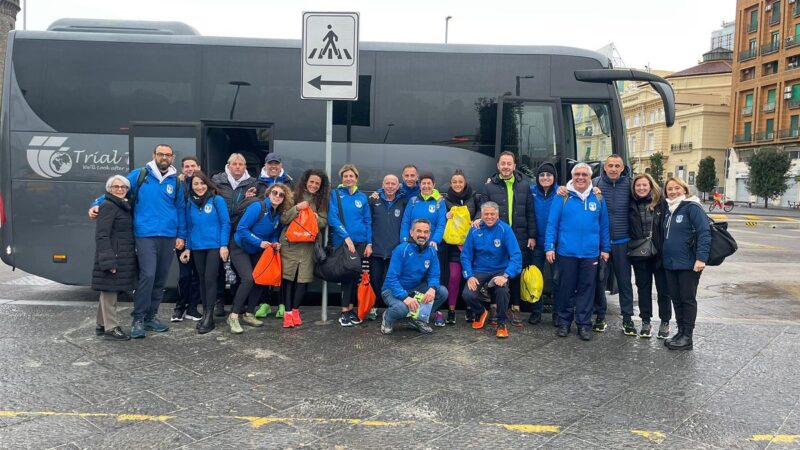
top-left (481, 422), bottom-right (560, 433)
top-left (751, 434), bottom-right (800, 443)
top-left (631, 430), bottom-right (666, 443)
top-left (708, 214), bottom-right (728, 220)
top-left (743, 215), bottom-right (762, 220)
top-left (227, 416), bottom-right (416, 429)
top-left (0, 410), bottom-right (173, 422)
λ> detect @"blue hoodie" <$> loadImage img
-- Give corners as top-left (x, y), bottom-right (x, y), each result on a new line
top-left (382, 242), bottom-right (441, 299)
top-left (400, 191), bottom-right (447, 245)
top-left (329, 186), bottom-right (372, 247)
top-left (186, 195), bottom-right (231, 250)
top-left (531, 182), bottom-right (559, 244)
top-left (127, 164), bottom-right (186, 239)
top-left (662, 198), bottom-right (710, 270)
top-left (234, 199), bottom-right (283, 254)
top-left (460, 220), bottom-right (522, 279)
top-left (545, 183), bottom-right (611, 258)
top-left (401, 183), bottom-right (420, 200)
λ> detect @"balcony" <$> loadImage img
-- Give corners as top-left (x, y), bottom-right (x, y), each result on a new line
top-left (779, 128), bottom-right (800, 139)
top-left (742, 106), bottom-right (754, 116)
top-left (734, 134), bottom-right (753, 143)
top-left (740, 49), bottom-right (757, 61)
top-left (670, 142), bottom-right (693, 152)
top-left (788, 34), bottom-right (800, 48)
top-left (761, 41), bottom-right (781, 55)
top-left (755, 131), bottom-right (776, 141)
top-left (764, 102), bottom-right (777, 112)
top-left (769, 13), bottom-right (781, 26)
top-left (788, 61), bottom-right (800, 71)
top-left (788, 98), bottom-right (800, 109)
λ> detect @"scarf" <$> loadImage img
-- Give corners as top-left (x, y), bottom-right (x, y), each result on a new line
top-left (146, 160), bottom-right (176, 183)
top-left (666, 195), bottom-right (686, 214)
top-left (566, 180), bottom-right (593, 202)
top-left (191, 190), bottom-right (211, 208)
top-left (226, 165), bottom-right (251, 190)
top-left (446, 184), bottom-right (474, 204)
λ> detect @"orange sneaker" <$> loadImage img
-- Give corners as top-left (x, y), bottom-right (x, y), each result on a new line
top-left (292, 309), bottom-right (302, 326)
top-left (282, 310), bottom-right (294, 328)
top-left (472, 309), bottom-right (488, 329)
top-left (496, 324), bottom-right (509, 339)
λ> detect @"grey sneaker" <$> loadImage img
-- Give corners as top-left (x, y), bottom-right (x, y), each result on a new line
top-left (227, 316), bottom-right (244, 334)
top-left (241, 313), bottom-right (264, 327)
top-left (657, 322), bottom-right (670, 339)
top-left (367, 308), bottom-right (378, 321)
top-left (380, 315), bottom-right (393, 335)
top-left (639, 322), bottom-right (652, 338)
top-left (143, 318), bottom-right (169, 332)
top-left (407, 318), bottom-right (433, 334)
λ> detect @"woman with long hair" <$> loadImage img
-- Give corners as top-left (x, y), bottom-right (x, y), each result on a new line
top-left (329, 164), bottom-right (372, 327)
top-left (628, 173), bottom-right (671, 339)
top-left (278, 169), bottom-right (330, 328)
top-left (180, 171), bottom-right (230, 334)
top-left (228, 183), bottom-right (294, 334)
top-left (442, 169), bottom-right (478, 325)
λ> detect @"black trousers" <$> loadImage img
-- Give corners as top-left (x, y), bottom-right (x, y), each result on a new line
top-left (370, 256), bottom-right (391, 304)
top-left (462, 272), bottom-right (510, 325)
top-left (175, 249), bottom-right (201, 311)
top-left (632, 259), bottom-right (672, 323)
top-left (664, 269), bottom-right (701, 336)
top-left (282, 279), bottom-right (308, 310)
top-left (340, 243), bottom-right (368, 308)
top-left (193, 249), bottom-right (220, 313)
top-left (229, 242), bottom-right (264, 315)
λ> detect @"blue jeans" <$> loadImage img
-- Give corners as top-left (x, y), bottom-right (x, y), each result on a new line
top-left (381, 285), bottom-right (448, 324)
top-left (531, 247), bottom-right (559, 315)
top-left (133, 237), bottom-right (175, 322)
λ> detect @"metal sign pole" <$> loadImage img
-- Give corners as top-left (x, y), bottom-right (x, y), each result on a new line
top-left (321, 99), bottom-right (333, 322)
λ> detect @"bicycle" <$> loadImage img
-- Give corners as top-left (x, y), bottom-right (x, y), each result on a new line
top-left (708, 199), bottom-right (734, 212)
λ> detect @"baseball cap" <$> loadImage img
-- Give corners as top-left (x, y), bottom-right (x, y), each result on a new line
top-left (265, 154), bottom-right (281, 163)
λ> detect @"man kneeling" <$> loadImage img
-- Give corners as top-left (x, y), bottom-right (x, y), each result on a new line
top-left (461, 202), bottom-right (522, 338)
top-left (380, 219), bottom-right (448, 334)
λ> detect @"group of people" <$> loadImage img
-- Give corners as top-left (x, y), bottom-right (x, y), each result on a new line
top-left (90, 145), bottom-right (710, 351)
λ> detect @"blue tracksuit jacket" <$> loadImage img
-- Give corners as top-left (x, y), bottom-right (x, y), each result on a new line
top-left (400, 192), bottom-right (447, 245)
top-left (126, 165), bottom-right (186, 239)
top-left (662, 199), bottom-right (711, 270)
top-left (329, 186), bottom-right (372, 247)
top-left (545, 189), bottom-right (611, 258)
top-left (234, 199), bottom-right (283, 254)
top-left (382, 242), bottom-right (441, 299)
top-left (531, 182), bottom-right (560, 244)
top-left (460, 221), bottom-right (522, 279)
top-left (186, 195), bottom-right (231, 250)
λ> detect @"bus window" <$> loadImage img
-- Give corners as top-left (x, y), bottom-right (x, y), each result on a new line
top-left (566, 103), bottom-right (613, 163)
top-left (499, 101), bottom-right (557, 178)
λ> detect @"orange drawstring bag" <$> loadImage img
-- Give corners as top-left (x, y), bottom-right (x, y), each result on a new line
top-left (252, 246), bottom-right (282, 286)
top-left (356, 271), bottom-right (376, 321)
top-left (286, 208), bottom-right (319, 243)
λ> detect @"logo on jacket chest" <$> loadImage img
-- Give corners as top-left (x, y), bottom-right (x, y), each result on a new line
top-left (424, 260), bottom-right (430, 269)
top-left (588, 202), bottom-right (597, 212)
top-left (494, 239), bottom-right (501, 247)
top-left (428, 205), bottom-right (436, 213)
top-left (355, 200), bottom-right (363, 208)
top-left (676, 215), bottom-right (684, 223)
top-left (394, 208), bottom-right (401, 217)
top-left (166, 184), bottom-right (174, 195)
top-left (204, 204), bottom-right (213, 214)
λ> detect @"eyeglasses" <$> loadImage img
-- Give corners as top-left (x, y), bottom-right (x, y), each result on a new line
top-left (269, 191), bottom-right (285, 198)
top-left (155, 152), bottom-right (174, 158)
top-left (573, 173), bottom-right (590, 178)
top-left (110, 185), bottom-right (129, 190)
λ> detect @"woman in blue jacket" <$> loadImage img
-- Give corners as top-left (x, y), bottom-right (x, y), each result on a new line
top-left (400, 172), bottom-right (447, 250)
top-left (545, 163), bottom-right (610, 342)
top-left (228, 183), bottom-right (293, 334)
top-left (179, 171), bottom-right (230, 334)
top-left (661, 177), bottom-right (710, 351)
top-left (529, 162), bottom-right (560, 326)
top-left (329, 164), bottom-right (372, 327)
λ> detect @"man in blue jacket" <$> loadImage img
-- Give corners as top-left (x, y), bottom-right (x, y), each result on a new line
top-left (380, 219), bottom-right (448, 335)
top-left (257, 153), bottom-right (293, 187)
top-left (89, 144), bottom-right (187, 338)
top-left (592, 154), bottom-right (634, 335)
top-left (171, 155), bottom-right (203, 323)
top-left (546, 163), bottom-right (610, 341)
top-left (461, 202), bottom-right (522, 339)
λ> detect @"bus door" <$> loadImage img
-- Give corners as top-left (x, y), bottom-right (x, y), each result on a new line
top-left (128, 122), bottom-right (201, 171)
top-left (495, 96), bottom-right (563, 180)
top-left (200, 121), bottom-right (274, 178)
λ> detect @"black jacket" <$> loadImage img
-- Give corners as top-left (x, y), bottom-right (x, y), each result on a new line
top-left (91, 195), bottom-right (137, 292)
top-left (477, 171), bottom-right (537, 249)
top-left (443, 187), bottom-right (479, 262)
top-left (211, 172), bottom-right (263, 224)
top-left (594, 167), bottom-right (631, 242)
top-left (369, 192), bottom-right (408, 258)
top-left (629, 195), bottom-right (666, 260)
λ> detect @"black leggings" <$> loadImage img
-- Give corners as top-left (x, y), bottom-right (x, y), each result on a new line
top-left (282, 279), bottom-right (308, 310)
top-left (229, 242), bottom-right (264, 315)
top-left (341, 242), bottom-right (368, 308)
top-left (192, 249), bottom-right (221, 312)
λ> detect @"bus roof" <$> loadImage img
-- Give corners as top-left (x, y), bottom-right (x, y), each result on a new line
top-left (11, 29), bottom-right (611, 67)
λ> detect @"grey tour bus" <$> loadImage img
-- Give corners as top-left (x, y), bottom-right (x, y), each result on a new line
top-left (0, 19), bottom-right (675, 286)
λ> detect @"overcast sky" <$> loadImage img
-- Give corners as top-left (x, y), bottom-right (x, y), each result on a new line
top-left (24, 0), bottom-right (734, 72)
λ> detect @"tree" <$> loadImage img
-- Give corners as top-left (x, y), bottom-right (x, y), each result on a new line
top-left (696, 156), bottom-right (717, 201)
top-left (650, 151), bottom-right (665, 187)
top-left (747, 148), bottom-right (792, 208)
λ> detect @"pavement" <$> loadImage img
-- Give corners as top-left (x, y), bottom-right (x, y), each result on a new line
top-left (1, 225), bottom-right (799, 448)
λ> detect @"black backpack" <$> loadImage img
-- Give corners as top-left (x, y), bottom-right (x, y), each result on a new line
top-left (695, 217), bottom-right (737, 266)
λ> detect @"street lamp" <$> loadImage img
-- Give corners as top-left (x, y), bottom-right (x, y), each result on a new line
top-left (445, 16), bottom-right (452, 44)
top-left (228, 81), bottom-right (251, 120)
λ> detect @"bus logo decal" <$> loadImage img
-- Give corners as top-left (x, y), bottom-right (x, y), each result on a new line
top-left (26, 136), bottom-right (72, 179)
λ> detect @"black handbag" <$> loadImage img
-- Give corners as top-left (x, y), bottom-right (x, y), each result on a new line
top-left (627, 209), bottom-right (657, 261)
top-left (314, 244), bottom-right (361, 282)
top-left (313, 234), bottom-right (327, 263)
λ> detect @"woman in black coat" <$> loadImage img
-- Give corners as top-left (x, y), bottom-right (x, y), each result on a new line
top-left (91, 175), bottom-right (138, 340)
top-left (628, 173), bottom-right (671, 339)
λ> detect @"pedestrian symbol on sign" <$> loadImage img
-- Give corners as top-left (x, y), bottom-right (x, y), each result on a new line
top-left (308, 25), bottom-right (353, 61)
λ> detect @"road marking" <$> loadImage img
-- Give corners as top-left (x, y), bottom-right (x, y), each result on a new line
top-left (482, 422), bottom-right (560, 433)
top-left (709, 214), bottom-right (728, 220)
top-left (743, 215), bottom-right (762, 221)
top-left (227, 416), bottom-right (416, 429)
top-left (631, 430), bottom-right (667, 443)
top-left (0, 410), bottom-right (173, 422)
top-left (751, 434), bottom-right (800, 443)
top-left (729, 228), bottom-right (800, 239)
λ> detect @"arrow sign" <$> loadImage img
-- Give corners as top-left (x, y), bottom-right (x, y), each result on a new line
top-left (307, 75), bottom-right (354, 90)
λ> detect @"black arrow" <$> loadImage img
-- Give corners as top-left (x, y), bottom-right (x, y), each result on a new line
top-left (308, 75), bottom-right (353, 90)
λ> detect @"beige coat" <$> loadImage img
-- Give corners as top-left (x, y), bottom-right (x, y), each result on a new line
top-left (279, 191), bottom-right (328, 283)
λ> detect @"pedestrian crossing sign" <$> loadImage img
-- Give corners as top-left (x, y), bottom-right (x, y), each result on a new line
top-left (301, 12), bottom-right (359, 100)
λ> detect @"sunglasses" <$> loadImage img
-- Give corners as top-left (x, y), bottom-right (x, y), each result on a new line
top-left (269, 191), bottom-right (285, 198)
top-left (110, 185), bottom-right (129, 190)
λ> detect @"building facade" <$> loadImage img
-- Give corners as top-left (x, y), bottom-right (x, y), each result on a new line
top-left (729, 0), bottom-right (800, 206)
top-left (712, 20), bottom-right (737, 51)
